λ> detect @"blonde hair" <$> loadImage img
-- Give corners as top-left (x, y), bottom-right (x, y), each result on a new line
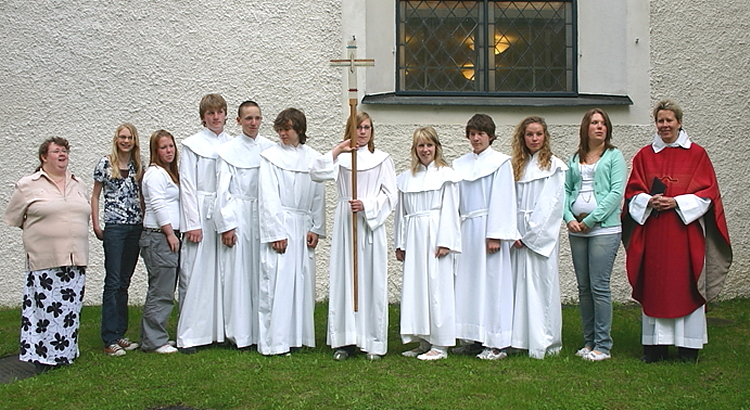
top-left (199, 93), bottom-right (227, 126)
top-left (108, 123), bottom-right (143, 180)
top-left (511, 116), bottom-right (552, 181)
top-left (652, 98), bottom-right (683, 122)
top-left (410, 126), bottom-right (448, 174)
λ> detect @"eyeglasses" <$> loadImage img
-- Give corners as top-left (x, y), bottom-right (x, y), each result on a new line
top-left (117, 135), bottom-right (134, 141)
top-left (356, 125), bottom-right (371, 130)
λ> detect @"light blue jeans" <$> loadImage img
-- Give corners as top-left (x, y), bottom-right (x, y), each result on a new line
top-left (569, 233), bottom-right (620, 355)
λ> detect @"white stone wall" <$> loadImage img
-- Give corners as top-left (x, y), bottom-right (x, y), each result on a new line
top-left (0, 0), bottom-right (748, 307)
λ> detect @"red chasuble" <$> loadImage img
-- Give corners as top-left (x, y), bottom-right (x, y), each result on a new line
top-left (622, 143), bottom-right (731, 319)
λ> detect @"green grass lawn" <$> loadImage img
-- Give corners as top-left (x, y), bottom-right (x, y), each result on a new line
top-left (1, 299), bottom-right (749, 410)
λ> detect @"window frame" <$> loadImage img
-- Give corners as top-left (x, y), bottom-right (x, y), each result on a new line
top-left (394, 0), bottom-right (578, 97)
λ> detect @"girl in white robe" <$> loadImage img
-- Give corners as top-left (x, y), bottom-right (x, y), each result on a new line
top-left (258, 108), bottom-right (325, 355)
top-left (395, 127), bottom-right (461, 361)
top-left (309, 112), bottom-right (397, 360)
top-left (509, 116), bottom-right (567, 359)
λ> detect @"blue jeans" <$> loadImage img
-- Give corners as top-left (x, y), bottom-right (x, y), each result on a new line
top-left (569, 233), bottom-right (620, 355)
top-left (101, 223), bottom-right (142, 346)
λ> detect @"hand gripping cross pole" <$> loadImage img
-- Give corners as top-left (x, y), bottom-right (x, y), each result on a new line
top-left (330, 36), bottom-right (374, 312)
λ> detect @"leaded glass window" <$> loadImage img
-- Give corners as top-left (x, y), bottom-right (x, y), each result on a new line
top-left (397, 1), bottom-right (576, 95)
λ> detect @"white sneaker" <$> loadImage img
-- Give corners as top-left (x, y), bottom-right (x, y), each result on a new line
top-left (155, 344), bottom-right (178, 354)
top-left (417, 348), bottom-right (447, 361)
top-left (575, 347), bottom-right (592, 357)
top-left (584, 350), bottom-right (611, 361)
top-left (402, 342), bottom-right (431, 358)
top-left (477, 348), bottom-right (507, 361)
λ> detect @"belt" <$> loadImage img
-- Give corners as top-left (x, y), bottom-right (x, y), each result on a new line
top-left (144, 227), bottom-right (181, 237)
top-left (460, 208), bottom-right (488, 222)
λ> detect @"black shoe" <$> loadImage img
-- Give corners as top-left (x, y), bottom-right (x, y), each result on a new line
top-left (677, 347), bottom-right (699, 363)
top-left (641, 345), bottom-right (668, 363)
top-left (179, 347), bottom-right (198, 355)
top-left (34, 362), bottom-right (55, 374)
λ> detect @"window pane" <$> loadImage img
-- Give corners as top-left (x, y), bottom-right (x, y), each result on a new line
top-left (397, 0), bottom-right (575, 94)
top-left (398, 1), bottom-right (481, 92)
top-left (492, 2), bottom-right (572, 92)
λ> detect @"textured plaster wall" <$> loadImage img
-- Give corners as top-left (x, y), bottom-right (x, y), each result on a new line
top-left (0, 0), bottom-right (343, 307)
top-left (0, 0), bottom-right (748, 308)
top-left (648, 0), bottom-right (750, 300)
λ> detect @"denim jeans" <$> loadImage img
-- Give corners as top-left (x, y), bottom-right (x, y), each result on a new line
top-left (569, 233), bottom-right (620, 354)
top-left (101, 223), bottom-right (142, 346)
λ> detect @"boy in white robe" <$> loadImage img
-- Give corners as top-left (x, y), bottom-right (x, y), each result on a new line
top-left (258, 108), bottom-right (325, 355)
top-left (177, 94), bottom-right (232, 352)
top-left (214, 101), bottom-right (275, 348)
top-left (452, 114), bottom-right (519, 360)
top-left (309, 112), bottom-right (397, 361)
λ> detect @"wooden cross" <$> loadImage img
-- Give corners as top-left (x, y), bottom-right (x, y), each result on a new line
top-left (330, 36), bottom-right (374, 312)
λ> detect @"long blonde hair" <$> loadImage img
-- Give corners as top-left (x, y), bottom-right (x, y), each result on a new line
top-left (108, 123), bottom-right (143, 180)
top-left (511, 116), bottom-right (552, 181)
top-left (410, 126), bottom-right (448, 174)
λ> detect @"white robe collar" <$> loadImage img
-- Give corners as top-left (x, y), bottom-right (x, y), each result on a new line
top-left (453, 147), bottom-right (511, 181)
top-left (651, 129), bottom-right (692, 153)
top-left (337, 146), bottom-right (390, 171)
top-left (397, 162), bottom-right (461, 193)
top-left (261, 142), bottom-right (320, 172)
top-left (217, 133), bottom-right (273, 168)
top-left (182, 128), bottom-right (232, 158)
top-left (517, 153), bottom-right (568, 183)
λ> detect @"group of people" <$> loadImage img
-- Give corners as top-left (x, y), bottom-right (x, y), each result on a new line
top-left (3, 97), bottom-right (731, 372)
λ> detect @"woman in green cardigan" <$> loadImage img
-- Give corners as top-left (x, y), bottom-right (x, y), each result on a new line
top-left (564, 108), bottom-right (627, 362)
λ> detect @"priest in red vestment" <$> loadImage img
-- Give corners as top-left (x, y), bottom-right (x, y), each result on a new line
top-left (622, 99), bottom-right (732, 363)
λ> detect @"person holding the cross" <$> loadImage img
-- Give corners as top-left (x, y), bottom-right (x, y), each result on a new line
top-left (310, 111), bottom-right (397, 361)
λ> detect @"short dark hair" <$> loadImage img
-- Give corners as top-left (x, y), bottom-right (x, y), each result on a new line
top-left (274, 108), bottom-right (307, 144)
top-left (465, 114), bottom-right (497, 143)
top-left (37, 137), bottom-right (70, 172)
top-left (237, 100), bottom-right (260, 117)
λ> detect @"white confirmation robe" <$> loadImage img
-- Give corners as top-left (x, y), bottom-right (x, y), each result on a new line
top-left (214, 133), bottom-right (275, 348)
top-left (452, 148), bottom-right (519, 349)
top-left (177, 128), bottom-right (232, 348)
top-left (258, 142), bottom-right (325, 355)
top-left (510, 153), bottom-right (567, 359)
top-left (395, 162), bottom-right (461, 348)
top-left (309, 146), bottom-right (397, 356)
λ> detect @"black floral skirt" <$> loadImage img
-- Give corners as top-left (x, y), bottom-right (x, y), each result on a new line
top-left (20, 266), bottom-right (85, 366)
